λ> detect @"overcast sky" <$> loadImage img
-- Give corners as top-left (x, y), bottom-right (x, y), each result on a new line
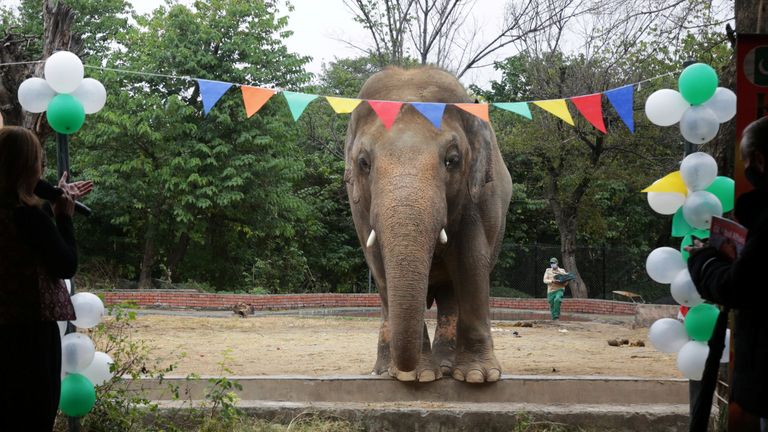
top-left (7, 0), bottom-right (509, 87)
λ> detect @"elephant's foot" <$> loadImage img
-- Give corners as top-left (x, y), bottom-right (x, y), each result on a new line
top-left (387, 353), bottom-right (441, 382)
top-left (451, 352), bottom-right (502, 383)
top-left (432, 341), bottom-right (456, 376)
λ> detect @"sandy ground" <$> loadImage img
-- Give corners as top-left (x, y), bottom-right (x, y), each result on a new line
top-left (127, 314), bottom-right (682, 378)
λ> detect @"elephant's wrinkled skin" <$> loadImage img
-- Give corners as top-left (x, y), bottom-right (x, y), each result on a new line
top-left (344, 67), bottom-right (513, 383)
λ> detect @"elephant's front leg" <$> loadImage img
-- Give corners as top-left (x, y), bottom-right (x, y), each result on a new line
top-left (447, 249), bottom-right (501, 383)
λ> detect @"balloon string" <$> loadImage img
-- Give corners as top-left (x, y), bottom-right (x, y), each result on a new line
top-left (0, 60), bottom-right (45, 66)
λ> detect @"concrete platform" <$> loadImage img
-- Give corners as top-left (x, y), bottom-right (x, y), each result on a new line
top-left (127, 375), bottom-right (690, 431)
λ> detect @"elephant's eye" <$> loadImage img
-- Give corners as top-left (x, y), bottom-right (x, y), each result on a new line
top-left (445, 151), bottom-right (461, 169)
top-left (358, 155), bottom-right (371, 174)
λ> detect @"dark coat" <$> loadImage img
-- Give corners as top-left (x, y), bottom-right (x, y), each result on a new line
top-left (687, 187), bottom-right (768, 418)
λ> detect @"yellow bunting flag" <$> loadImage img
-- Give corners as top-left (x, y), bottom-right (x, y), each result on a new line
top-left (533, 99), bottom-right (574, 126)
top-left (241, 86), bottom-right (276, 118)
top-left (326, 96), bottom-right (363, 114)
top-left (454, 103), bottom-right (489, 122)
top-left (641, 171), bottom-right (688, 195)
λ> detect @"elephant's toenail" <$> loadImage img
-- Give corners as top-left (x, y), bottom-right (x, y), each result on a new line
top-left (418, 370), bottom-right (436, 382)
top-left (466, 370), bottom-right (484, 383)
top-left (397, 370), bottom-right (417, 381)
top-left (452, 369), bottom-right (465, 381)
top-left (487, 369), bottom-right (501, 381)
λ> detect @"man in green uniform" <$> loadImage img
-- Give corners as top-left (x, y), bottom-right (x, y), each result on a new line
top-left (543, 258), bottom-right (568, 320)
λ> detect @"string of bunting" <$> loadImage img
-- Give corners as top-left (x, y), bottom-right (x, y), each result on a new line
top-left (3, 61), bottom-right (677, 134)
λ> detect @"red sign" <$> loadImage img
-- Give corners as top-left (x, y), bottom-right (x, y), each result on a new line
top-left (736, 34), bottom-right (768, 202)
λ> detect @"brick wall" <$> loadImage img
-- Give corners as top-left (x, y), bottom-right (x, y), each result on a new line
top-left (101, 291), bottom-right (639, 316)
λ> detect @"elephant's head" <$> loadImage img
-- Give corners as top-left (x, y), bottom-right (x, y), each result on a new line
top-left (344, 67), bottom-right (495, 372)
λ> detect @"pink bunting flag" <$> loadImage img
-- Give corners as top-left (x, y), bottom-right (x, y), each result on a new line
top-left (368, 100), bottom-right (404, 129)
top-left (570, 94), bottom-right (606, 133)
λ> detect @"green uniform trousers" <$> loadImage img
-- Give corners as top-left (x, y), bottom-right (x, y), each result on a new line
top-left (547, 288), bottom-right (564, 320)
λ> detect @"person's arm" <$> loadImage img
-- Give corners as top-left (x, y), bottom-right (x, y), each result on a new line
top-left (687, 222), bottom-right (767, 308)
top-left (543, 269), bottom-right (553, 284)
top-left (13, 205), bottom-right (77, 279)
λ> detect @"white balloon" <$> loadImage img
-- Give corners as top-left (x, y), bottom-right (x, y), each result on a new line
top-left (80, 351), bottom-right (114, 386)
top-left (17, 78), bottom-right (56, 113)
top-left (645, 89), bottom-right (690, 126)
top-left (648, 318), bottom-right (689, 353)
top-left (57, 321), bottom-right (68, 338)
top-left (680, 106), bottom-right (720, 145)
top-left (670, 269), bottom-right (703, 307)
top-left (677, 340), bottom-right (709, 380)
top-left (647, 191), bottom-right (686, 215)
top-left (646, 247), bottom-right (686, 283)
top-left (61, 332), bottom-right (96, 373)
top-left (680, 152), bottom-right (718, 191)
top-left (683, 190), bottom-right (723, 230)
top-left (71, 292), bottom-right (105, 329)
top-left (702, 88), bottom-right (736, 123)
top-left (721, 329), bottom-right (731, 363)
top-left (44, 51), bottom-right (84, 93)
top-left (70, 78), bottom-right (107, 114)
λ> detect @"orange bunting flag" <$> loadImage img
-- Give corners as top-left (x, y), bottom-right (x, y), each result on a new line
top-left (241, 86), bottom-right (276, 118)
top-left (454, 103), bottom-right (489, 122)
top-left (570, 94), bottom-right (606, 133)
top-left (533, 99), bottom-right (574, 126)
top-left (368, 100), bottom-right (404, 129)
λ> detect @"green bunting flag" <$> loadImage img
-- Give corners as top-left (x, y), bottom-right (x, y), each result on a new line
top-left (493, 102), bottom-right (532, 119)
top-left (283, 91), bottom-right (319, 121)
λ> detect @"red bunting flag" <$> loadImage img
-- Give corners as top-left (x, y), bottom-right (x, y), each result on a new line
top-left (454, 103), bottom-right (489, 122)
top-left (241, 86), bottom-right (276, 118)
top-left (570, 94), bottom-right (606, 133)
top-left (368, 100), bottom-right (404, 129)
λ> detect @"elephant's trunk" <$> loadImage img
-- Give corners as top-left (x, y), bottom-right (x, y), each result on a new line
top-left (376, 196), bottom-right (442, 372)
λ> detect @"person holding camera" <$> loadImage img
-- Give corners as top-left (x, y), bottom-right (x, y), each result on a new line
top-left (0, 126), bottom-right (92, 430)
top-left (687, 117), bottom-right (768, 430)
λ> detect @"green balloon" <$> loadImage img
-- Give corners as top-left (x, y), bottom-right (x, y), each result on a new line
top-left (684, 303), bottom-right (720, 341)
top-left (60, 373), bottom-right (96, 417)
top-left (46, 94), bottom-right (85, 135)
top-left (681, 229), bottom-right (710, 261)
top-left (679, 63), bottom-right (718, 105)
top-left (706, 176), bottom-right (735, 212)
top-left (671, 207), bottom-right (693, 238)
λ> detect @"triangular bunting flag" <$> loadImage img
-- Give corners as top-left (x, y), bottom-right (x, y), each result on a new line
top-left (605, 85), bottom-right (634, 133)
top-left (198, 79), bottom-right (233, 115)
top-left (241, 86), bottom-right (276, 118)
top-left (326, 96), bottom-right (363, 114)
top-left (493, 102), bottom-right (532, 119)
top-left (411, 102), bottom-right (446, 129)
top-left (532, 99), bottom-right (574, 126)
top-left (641, 171), bottom-right (688, 195)
top-left (570, 94), bottom-right (607, 133)
top-left (368, 100), bottom-right (404, 129)
top-left (454, 103), bottom-right (490, 122)
top-left (283, 91), bottom-right (319, 121)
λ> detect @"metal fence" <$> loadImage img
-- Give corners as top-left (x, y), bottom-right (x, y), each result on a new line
top-left (490, 243), bottom-right (671, 303)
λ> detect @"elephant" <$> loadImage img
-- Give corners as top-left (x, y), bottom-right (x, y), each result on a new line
top-left (344, 66), bottom-right (513, 383)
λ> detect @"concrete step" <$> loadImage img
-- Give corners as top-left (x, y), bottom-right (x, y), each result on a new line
top-left (131, 375), bottom-right (688, 405)
top-left (152, 400), bottom-right (690, 431)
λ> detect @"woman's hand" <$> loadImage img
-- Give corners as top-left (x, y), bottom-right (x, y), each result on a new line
top-left (58, 171), bottom-right (94, 200)
top-left (684, 239), bottom-right (708, 257)
top-left (52, 190), bottom-right (75, 217)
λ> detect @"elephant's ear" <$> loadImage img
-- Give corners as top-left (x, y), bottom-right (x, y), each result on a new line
top-left (464, 114), bottom-right (495, 203)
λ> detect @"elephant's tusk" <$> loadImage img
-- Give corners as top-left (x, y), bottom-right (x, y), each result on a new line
top-left (366, 230), bottom-right (377, 248)
top-left (439, 229), bottom-right (448, 244)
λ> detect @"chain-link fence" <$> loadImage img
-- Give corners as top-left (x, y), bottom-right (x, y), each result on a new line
top-left (490, 243), bottom-right (671, 303)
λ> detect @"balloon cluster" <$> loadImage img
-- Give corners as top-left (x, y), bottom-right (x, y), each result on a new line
top-left (645, 63), bottom-right (736, 145)
top-left (642, 152), bottom-right (734, 380)
top-left (58, 290), bottom-right (113, 417)
top-left (18, 51), bottom-right (106, 134)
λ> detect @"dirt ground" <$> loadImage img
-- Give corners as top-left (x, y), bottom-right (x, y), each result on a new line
top-left (129, 314), bottom-right (682, 378)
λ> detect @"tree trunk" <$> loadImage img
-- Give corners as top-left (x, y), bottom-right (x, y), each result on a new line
top-left (555, 211), bottom-right (588, 298)
top-left (735, 0), bottom-right (767, 34)
top-left (137, 217), bottom-right (158, 290)
top-left (166, 232), bottom-right (191, 282)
